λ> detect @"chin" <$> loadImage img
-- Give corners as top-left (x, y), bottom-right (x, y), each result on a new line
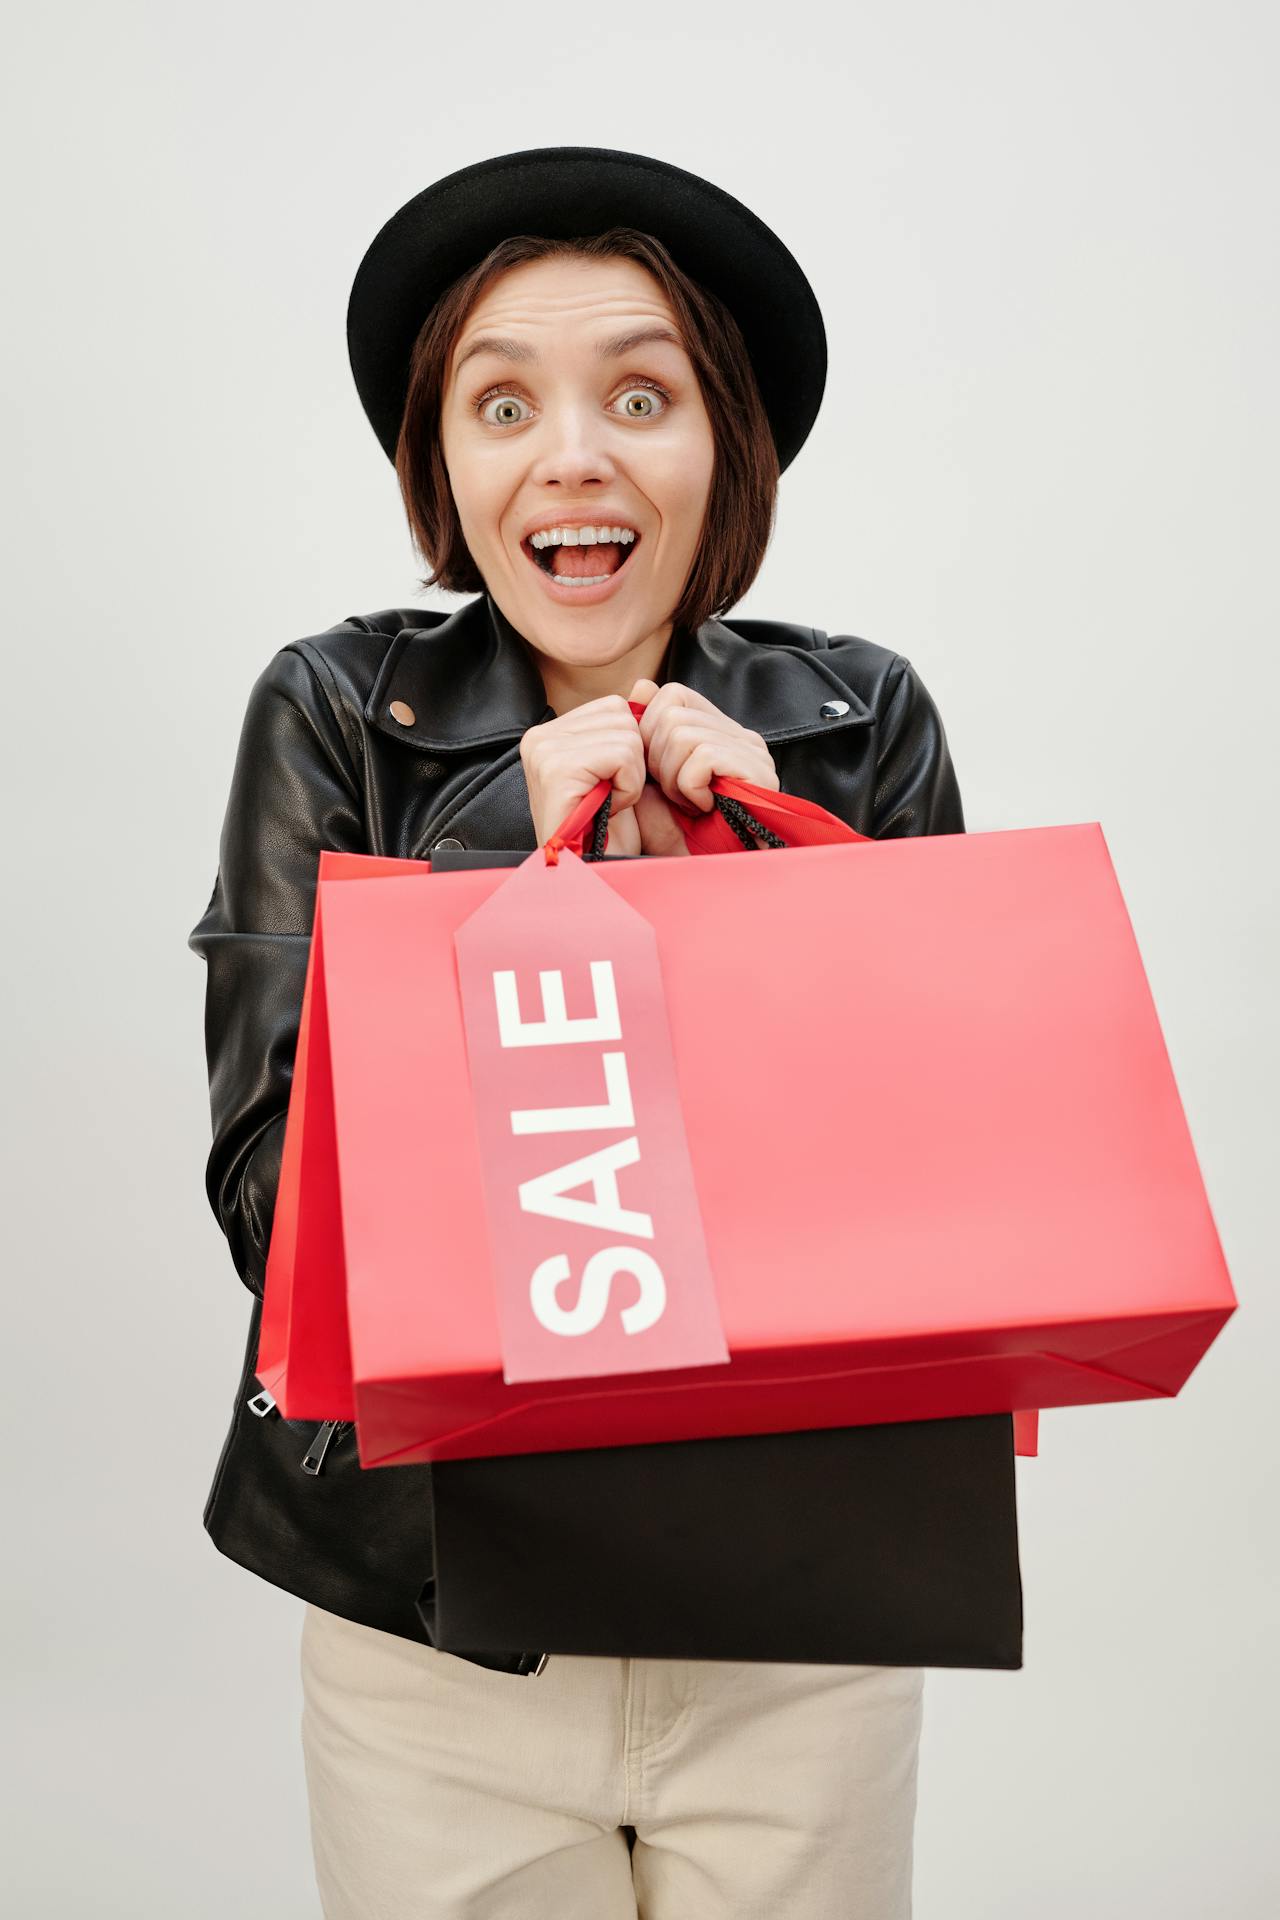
top-left (514, 595), bottom-right (646, 651)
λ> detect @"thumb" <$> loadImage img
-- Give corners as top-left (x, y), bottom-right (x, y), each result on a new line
top-left (628, 677), bottom-right (661, 708)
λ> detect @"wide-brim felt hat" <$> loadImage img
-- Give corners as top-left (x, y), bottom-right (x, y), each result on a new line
top-left (346, 145), bottom-right (827, 474)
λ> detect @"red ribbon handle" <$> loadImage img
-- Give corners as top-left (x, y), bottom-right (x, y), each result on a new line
top-left (543, 700), bottom-right (871, 863)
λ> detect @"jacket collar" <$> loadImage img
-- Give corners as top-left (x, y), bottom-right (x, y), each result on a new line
top-left (364, 592), bottom-right (873, 754)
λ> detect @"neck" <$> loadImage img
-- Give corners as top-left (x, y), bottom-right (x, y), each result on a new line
top-left (540, 630), bottom-right (675, 714)
top-left (489, 598), bottom-right (676, 714)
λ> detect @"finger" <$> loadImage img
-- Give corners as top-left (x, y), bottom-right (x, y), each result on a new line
top-left (603, 734), bottom-right (650, 814)
top-left (558, 694), bottom-right (641, 733)
top-left (650, 719), bottom-right (745, 810)
top-left (632, 680), bottom-right (723, 751)
top-left (544, 730), bottom-right (648, 816)
top-left (634, 782), bottom-right (693, 857)
top-left (542, 723), bottom-right (646, 772)
top-left (631, 682), bottom-right (673, 752)
top-left (660, 729), bottom-right (775, 813)
top-left (644, 703), bottom-right (742, 771)
top-left (673, 741), bottom-right (724, 814)
top-left (649, 680), bottom-right (721, 714)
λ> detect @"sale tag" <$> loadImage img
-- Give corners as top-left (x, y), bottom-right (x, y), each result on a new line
top-left (454, 846), bottom-right (730, 1386)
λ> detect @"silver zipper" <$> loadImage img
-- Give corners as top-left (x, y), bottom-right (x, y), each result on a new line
top-left (246, 1386), bottom-right (353, 1475)
top-left (301, 1419), bottom-right (354, 1475)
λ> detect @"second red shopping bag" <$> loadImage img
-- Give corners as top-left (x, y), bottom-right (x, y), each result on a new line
top-left (279, 797), bottom-right (1233, 1468)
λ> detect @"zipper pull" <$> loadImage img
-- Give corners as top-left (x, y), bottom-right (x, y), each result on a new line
top-left (247, 1386), bottom-right (277, 1417)
top-left (301, 1419), bottom-right (352, 1475)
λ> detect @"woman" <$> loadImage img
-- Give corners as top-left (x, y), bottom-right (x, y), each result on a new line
top-left (189, 147), bottom-right (1022, 1918)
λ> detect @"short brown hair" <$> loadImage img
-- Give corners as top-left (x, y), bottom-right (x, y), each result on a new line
top-left (394, 228), bottom-right (779, 636)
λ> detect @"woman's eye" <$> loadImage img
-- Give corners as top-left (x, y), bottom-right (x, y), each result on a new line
top-left (614, 382), bottom-right (670, 418)
top-left (474, 379), bottom-right (671, 427)
top-left (478, 393), bottom-right (532, 426)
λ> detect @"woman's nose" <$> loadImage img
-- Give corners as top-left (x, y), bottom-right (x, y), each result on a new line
top-left (528, 404), bottom-right (617, 487)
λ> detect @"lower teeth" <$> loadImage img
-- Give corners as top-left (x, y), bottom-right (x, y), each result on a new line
top-left (549, 573), bottom-right (611, 588)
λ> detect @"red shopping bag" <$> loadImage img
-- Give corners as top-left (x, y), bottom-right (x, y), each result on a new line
top-left (255, 770), bottom-right (865, 1422)
top-left (260, 765), bottom-right (1233, 1469)
top-left (255, 853), bottom-right (409, 1420)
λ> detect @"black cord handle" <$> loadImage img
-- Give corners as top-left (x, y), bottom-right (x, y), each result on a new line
top-left (584, 789), bottom-right (787, 859)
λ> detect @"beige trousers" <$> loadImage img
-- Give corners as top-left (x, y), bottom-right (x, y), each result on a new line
top-left (300, 1600), bottom-right (925, 1918)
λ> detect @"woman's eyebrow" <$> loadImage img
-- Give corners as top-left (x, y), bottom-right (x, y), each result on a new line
top-left (453, 325), bottom-right (685, 376)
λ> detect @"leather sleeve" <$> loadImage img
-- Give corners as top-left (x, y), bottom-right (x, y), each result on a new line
top-left (188, 645), bottom-right (365, 1296)
top-left (872, 654), bottom-right (965, 838)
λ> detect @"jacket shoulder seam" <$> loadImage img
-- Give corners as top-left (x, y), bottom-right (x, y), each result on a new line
top-left (881, 652), bottom-right (912, 716)
top-left (813, 634), bottom-right (910, 719)
top-left (288, 639), bottom-right (365, 771)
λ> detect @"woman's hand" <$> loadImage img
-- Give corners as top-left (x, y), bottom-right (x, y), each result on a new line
top-left (628, 678), bottom-right (780, 853)
top-left (519, 695), bottom-right (647, 854)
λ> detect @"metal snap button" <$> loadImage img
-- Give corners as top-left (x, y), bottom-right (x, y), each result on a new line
top-left (433, 837), bottom-right (465, 851)
top-left (389, 699), bottom-right (416, 726)
top-left (819, 699), bottom-right (851, 718)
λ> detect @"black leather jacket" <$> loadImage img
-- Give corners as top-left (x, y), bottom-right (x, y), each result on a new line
top-left (188, 591), bottom-right (1020, 1675)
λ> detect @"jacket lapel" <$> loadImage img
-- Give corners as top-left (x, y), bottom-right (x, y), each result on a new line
top-left (364, 593), bottom-right (875, 757)
top-left (665, 613), bottom-right (875, 745)
top-left (364, 596), bottom-right (554, 755)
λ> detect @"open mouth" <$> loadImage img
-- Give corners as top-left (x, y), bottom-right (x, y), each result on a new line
top-left (521, 532), bottom-right (642, 590)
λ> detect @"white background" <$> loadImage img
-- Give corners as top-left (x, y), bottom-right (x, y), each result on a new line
top-left (4, 2), bottom-right (1276, 1912)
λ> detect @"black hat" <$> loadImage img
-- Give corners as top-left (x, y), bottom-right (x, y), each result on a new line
top-left (346, 145), bottom-right (827, 474)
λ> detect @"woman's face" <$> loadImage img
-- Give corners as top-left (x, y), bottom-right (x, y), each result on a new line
top-left (439, 255), bottom-right (716, 683)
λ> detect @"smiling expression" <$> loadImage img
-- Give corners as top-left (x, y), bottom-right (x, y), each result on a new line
top-left (439, 255), bottom-right (716, 682)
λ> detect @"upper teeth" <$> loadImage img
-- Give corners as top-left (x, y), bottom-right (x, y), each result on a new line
top-left (529, 525), bottom-right (637, 548)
